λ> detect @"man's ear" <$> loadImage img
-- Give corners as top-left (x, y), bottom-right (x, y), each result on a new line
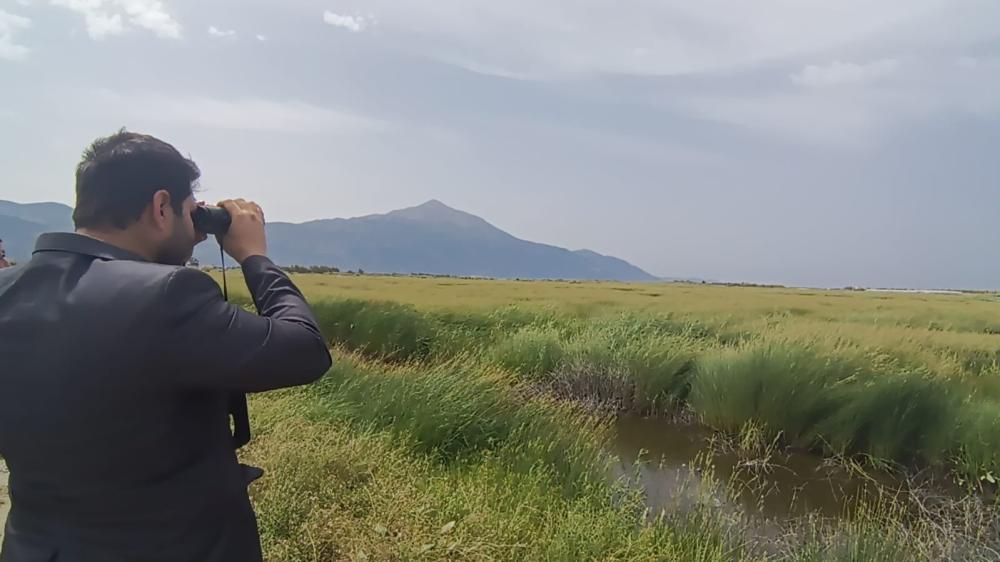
top-left (150, 189), bottom-right (173, 231)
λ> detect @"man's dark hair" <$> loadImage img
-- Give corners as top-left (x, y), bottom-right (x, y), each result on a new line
top-left (73, 129), bottom-right (201, 230)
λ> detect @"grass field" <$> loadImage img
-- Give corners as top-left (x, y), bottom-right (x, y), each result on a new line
top-left (214, 272), bottom-right (1000, 561)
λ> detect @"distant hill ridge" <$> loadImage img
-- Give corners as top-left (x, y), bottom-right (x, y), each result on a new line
top-left (0, 199), bottom-right (656, 281)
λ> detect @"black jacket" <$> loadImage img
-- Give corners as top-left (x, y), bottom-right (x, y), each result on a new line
top-left (0, 233), bottom-right (332, 562)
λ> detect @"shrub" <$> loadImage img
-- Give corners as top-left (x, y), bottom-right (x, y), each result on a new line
top-left (312, 299), bottom-right (437, 362)
top-left (492, 326), bottom-right (565, 379)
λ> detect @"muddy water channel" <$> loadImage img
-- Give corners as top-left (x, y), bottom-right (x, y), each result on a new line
top-left (611, 415), bottom-right (907, 521)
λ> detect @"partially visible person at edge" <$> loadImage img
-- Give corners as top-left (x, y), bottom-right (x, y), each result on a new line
top-left (0, 239), bottom-right (10, 268)
top-left (0, 129), bottom-right (334, 562)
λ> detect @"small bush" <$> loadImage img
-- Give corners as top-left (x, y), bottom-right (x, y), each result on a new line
top-left (691, 343), bottom-right (965, 466)
top-left (312, 299), bottom-right (438, 361)
top-left (952, 400), bottom-right (1000, 480)
top-left (621, 335), bottom-right (699, 412)
top-left (816, 371), bottom-right (958, 462)
top-left (492, 326), bottom-right (565, 379)
top-left (690, 343), bottom-right (860, 447)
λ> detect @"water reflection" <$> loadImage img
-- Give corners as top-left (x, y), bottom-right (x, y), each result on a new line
top-left (611, 415), bottom-right (906, 520)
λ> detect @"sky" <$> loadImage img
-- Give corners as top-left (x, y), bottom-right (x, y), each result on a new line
top-left (1, 0), bottom-right (999, 289)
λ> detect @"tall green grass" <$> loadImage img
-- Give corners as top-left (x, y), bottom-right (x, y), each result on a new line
top-left (304, 297), bottom-right (1000, 480)
top-left (202, 276), bottom-right (1000, 559)
top-left (244, 358), bottom-right (746, 562)
top-left (312, 299), bottom-right (439, 361)
top-left (691, 343), bottom-right (960, 465)
top-left (242, 354), bottom-right (1000, 562)
top-left (305, 356), bottom-right (610, 495)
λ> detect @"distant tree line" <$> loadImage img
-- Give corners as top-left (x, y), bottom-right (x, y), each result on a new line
top-left (198, 264), bottom-right (365, 275)
top-left (283, 265), bottom-right (342, 274)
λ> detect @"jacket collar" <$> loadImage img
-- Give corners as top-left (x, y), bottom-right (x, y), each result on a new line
top-left (33, 232), bottom-right (149, 263)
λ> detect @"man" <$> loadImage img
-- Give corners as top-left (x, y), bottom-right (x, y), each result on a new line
top-left (0, 239), bottom-right (9, 268)
top-left (0, 130), bottom-right (333, 561)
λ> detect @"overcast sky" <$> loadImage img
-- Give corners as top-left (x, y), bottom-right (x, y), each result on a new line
top-left (2, 0), bottom-right (999, 288)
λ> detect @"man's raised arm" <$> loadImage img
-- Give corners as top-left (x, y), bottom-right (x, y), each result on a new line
top-left (158, 199), bottom-right (332, 392)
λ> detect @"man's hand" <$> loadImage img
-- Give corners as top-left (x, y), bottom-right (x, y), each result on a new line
top-left (217, 199), bottom-right (268, 264)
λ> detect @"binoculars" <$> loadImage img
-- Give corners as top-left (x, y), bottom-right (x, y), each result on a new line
top-left (192, 206), bottom-right (232, 235)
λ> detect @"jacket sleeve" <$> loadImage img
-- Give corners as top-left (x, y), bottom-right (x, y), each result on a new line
top-left (158, 256), bottom-right (333, 392)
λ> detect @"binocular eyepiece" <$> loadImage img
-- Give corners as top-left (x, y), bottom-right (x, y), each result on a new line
top-left (192, 206), bottom-right (232, 236)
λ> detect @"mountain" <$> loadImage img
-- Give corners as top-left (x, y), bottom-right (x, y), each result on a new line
top-left (0, 201), bottom-right (75, 263)
top-left (0, 199), bottom-right (656, 281)
top-left (0, 201), bottom-right (75, 230)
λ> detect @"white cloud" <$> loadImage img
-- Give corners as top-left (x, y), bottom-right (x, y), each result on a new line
top-left (675, 56), bottom-right (1000, 147)
top-left (682, 93), bottom-right (887, 148)
top-left (208, 25), bottom-right (236, 38)
top-left (87, 14), bottom-right (123, 38)
top-left (323, 11), bottom-right (365, 33)
top-left (792, 59), bottom-right (900, 87)
top-left (318, 0), bottom-right (1000, 78)
top-left (957, 56), bottom-right (979, 69)
top-left (0, 9), bottom-right (31, 61)
top-left (90, 90), bottom-right (389, 135)
top-left (51, 0), bottom-right (180, 40)
top-left (51, 0), bottom-right (123, 39)
top-left (255, 34), bottom-right (267, 42)
top-left (121, 0), bottom-right (180, 38)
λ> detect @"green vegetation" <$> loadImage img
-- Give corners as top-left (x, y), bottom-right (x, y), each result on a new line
top-left (225, 273), bottom-right (1000, 560)
top-left (244, 359), bottom-right (739, 562)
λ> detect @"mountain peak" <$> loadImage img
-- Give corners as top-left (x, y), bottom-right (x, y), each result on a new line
top-left (405, 199), bottom-right (461, 215)
top-left (387, 199), bottom-right (488, 229)
top-left (418, 199), bottom-right (450, 209)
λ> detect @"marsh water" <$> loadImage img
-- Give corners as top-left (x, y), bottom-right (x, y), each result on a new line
top-left (611, 415), bottom-right (907, 521)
